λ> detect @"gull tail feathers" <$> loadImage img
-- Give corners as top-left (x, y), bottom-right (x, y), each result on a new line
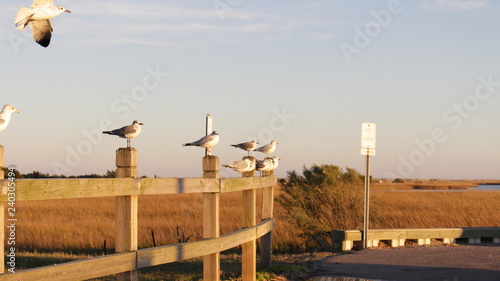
top-left (15, 7), bottom-right (32, 30)
top-left (102, 131), bottom-right (113, 135)
top-left (182, 142), bottom-right (193, 146)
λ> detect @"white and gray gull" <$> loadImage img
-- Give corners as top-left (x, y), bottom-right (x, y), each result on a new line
top-left (255, 140), bottom-right (278, 156)
top-left (103, 120), bottom-right (143, 148)
top-left (223, 158), bottom-right (256, 175)
top-left (231, 140), bottom-right (258, 156)
top-left (0, 105), bottom-right (20, 133)
top-left (15, 0), bottom-right (71, 47)
top-left (182, 131), bottom-right (219, 154)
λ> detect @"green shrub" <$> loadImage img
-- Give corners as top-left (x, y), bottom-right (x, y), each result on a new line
top-left (278, 164), bottom-right (367, 251)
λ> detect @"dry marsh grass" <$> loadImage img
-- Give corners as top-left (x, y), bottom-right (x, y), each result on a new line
top-left (11, 185), bottom-right (500, 255)
top-left (372, 180), bottom-right (478, 190)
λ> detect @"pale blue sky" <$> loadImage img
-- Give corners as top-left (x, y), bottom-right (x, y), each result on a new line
top-left (0, 0), bottom-right (499, 179)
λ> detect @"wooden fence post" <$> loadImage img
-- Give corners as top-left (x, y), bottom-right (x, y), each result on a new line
top-left (203, 155), bottom-right (220, 281)
top-left (0, 145), bottom-right (3, 179)
top-left (0, 145), bottom-right (4, 274)
top-left (242, 156), bottom-right (256, 281)
top-left (259, 166), bottom-right (274, 268)
top-left (115, 147), bottom-right (138, 281)
top-left (259, 184), bottom-right (274, 268)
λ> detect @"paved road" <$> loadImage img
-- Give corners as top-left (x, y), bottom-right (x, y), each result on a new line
top-left (310, 244), bottom-right (500, 281)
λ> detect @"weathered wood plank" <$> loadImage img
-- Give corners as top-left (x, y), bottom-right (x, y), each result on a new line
top-left (259, 186), bottom-right (275, 268)
top-left (0, 178), bottom-right (220, 202)
top-left (0, 252), bottom-right (136, 281)
top-left (137, 219), bottom-right (275, 268)
top-left (139, 178), bottom-right (220, 195)
top-left (203, 192), bottom-right (220, 281)
top-left (0, 176), bottom-right (278, 202)
top-left (220, 176), bottom-right (277, 193)
top-left (115, 147), bottom-right (139, 281)
top-left (333, 227), bottom-right (500, 242)
top-left (202, 155), bottom-right (220, 281)
top-left (332, 230), bottom-right (362, 241)
top-left (242, 189), bottom-right (257, 281)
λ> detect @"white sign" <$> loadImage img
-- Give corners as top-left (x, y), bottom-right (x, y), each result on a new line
top-left (361, 123), bottom-right (376, 155)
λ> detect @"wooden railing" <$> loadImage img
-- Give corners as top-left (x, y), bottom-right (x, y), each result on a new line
top-left (0, 145), bottom-right (277, 281)
top-left (333, 227), bottom-right (500, 251)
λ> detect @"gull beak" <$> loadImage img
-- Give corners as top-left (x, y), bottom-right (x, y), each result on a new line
top-left (65, 10), bottom-right (71, 13)
top-left (139, 122), bottom-right (144, 125)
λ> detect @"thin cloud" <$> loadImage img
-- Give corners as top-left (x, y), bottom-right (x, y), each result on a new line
top-left (423, 0), bottom-right (487, 11)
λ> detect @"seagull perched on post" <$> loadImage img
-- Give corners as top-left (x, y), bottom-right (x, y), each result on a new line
top-left (270, 156), bottom-right (281, 170)
top-left (223, 158), bottom-right (256, 175)
top-left (256, 156), bottom-right (280, 176)
top-left (231, 140), bottom-right (258, 156)
top-left (0, 105), bottom-right (20, 133)
top-left (256, 158), bottom-right (274, 175)
top-left (15, 0), bottom-right (71, 47)
top-left (255, 140), bottom-right (278, 156)
top-left (103, 120), bottom-right (143, 148)
top-left (182, 131), bottom-right (219, 154)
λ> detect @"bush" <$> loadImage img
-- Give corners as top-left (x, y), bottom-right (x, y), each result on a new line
top-left (278, 164), bottom-right (366, 251)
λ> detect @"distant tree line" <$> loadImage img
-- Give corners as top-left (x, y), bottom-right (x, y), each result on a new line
top-left (2, 168), bottom-right (117, 179)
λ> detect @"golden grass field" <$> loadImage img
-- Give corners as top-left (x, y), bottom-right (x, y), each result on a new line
top-left (13, 183), bottom-right (500, 254)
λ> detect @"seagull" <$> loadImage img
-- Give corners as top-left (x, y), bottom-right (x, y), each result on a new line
top-left (256, 156), bottom-right (280, 176)
top-left (103, 120), bottom-right (143, 148)
top-left (255, 140), bottom-right (278, 156)
top-left (223, 158), bottom-right (256, 175)
top-left (256, 158), bottom-right (274, 175)
top-left (182, 131), bottom-right (219, 154)
top-left (231, 140), bottom-right (258, 156)
top-left (15, 0), bottom-right (71, 48)
top-left (270, 156), bottom-right (281, 170)
top-left (0, 105), bottom-right (20, 133)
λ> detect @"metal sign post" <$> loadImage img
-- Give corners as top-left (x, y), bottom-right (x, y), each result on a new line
top-left (205, 114), bottom-right (213, 156)
top-left (361, 122), bottom-right (376, 249)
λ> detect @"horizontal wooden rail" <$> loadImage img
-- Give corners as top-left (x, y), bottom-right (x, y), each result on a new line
top-left (0, 253), bottom-right (137, 281)
top-left (137, 219), bottom-right (275, 268)
top-left (0, 219), bottom-right (275, 281)
top-left (333, 227), bottom-right (500, 250)
top-left (0, 177), bottom-right (277, 202)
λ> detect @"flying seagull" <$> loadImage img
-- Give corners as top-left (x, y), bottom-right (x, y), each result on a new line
top-left (223, 158), bottom-right (256, 175)
top-left (255, 140), bottom-right (278, 156)
top-left (15, 0), bottom-right (71, 47)
top-left (0, 105), bottom-right (20, 133)
top-left (231, 140), bottom-right (258, 156)
top-left (103, 120), bottom-right (143, 148)
top-left (182, 131), bottom-right (219, 154)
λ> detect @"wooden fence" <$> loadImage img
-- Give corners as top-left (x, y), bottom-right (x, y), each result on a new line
top-left (333, 227), bottom-right (500, 251)
top-left (0, 145), bottom-right (277, 281)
